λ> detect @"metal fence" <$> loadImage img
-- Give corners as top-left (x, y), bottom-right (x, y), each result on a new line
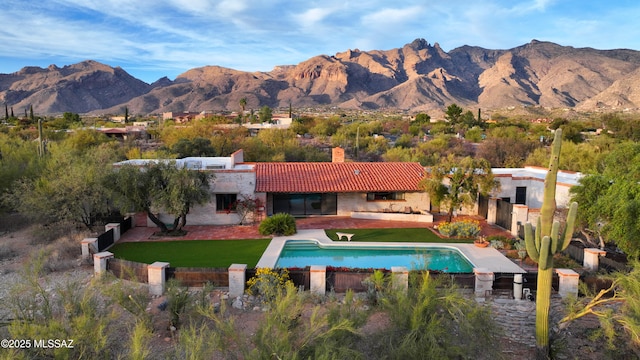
top-left (97, 229), bottom-right (114, 252)
top-left (120, 216), bottom-right (133, 233)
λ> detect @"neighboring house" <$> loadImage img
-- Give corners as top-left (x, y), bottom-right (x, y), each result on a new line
top-left (255, 148), bottom-right (431, 221)
top-left (98, 126), bottom-right (148, 141)
top-left (484, 166), bottom-right (583, 236)
top-left (162, 111), bottom-right (200, 124)
top-left (243, 115), bottom-right (292, 136)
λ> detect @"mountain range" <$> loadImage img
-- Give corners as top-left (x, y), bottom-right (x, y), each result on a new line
top-left (2, 38), bottom-right (640, 116)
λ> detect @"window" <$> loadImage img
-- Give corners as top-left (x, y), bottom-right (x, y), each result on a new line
top-left (366, 192), bottom-right (405, 201)
top-left (216, 194), bottom-right (237, 212)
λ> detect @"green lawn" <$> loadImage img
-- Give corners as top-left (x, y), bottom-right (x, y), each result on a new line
top-left (325, 228), bottom-right (475, 243)
top-left (109, 239), bottom-right (271, 268)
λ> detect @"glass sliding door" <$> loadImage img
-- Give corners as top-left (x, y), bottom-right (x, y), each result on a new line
top-left (271, 193), bottom-right (337, 216)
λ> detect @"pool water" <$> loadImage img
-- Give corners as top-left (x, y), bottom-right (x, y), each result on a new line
top-left (274, 240), bottom-right (474, 272)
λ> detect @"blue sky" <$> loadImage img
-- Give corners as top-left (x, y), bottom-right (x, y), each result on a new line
top-left (1, 0), bottom-right (639, 84)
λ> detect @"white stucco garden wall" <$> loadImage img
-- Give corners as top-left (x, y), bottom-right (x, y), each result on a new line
top-left (491, 167), bottom-right (581, 209)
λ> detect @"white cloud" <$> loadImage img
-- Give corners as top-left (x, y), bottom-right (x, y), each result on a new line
top-left (215, 0), bottom-right (249, 17)
top-left (298, 7), bottom-right (336, 28)
top-left (360, 6), bottom-right (424, 26)
top-left (506, 0), bottom-right (556, 15)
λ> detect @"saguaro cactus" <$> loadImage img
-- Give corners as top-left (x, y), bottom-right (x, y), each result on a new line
top-left (37, 118), bottom-right (46, 157)
top-left (524, 128), bottom-right (578, 359)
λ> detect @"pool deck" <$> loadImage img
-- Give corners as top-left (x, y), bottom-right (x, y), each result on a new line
top-left (256, 229), bottom-right (526, 274)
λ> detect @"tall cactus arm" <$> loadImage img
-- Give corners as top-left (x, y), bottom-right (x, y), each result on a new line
top-left (540, 129), bottom-right (563, 236)
top-left (535, 217), bottom-right (542, 253)
top-left (525, 223), bottom-right (540, 262)
top-left (539, 236), bottom-right (552, 270)
top-left (560, 202), bottom-right (578, 252)
top-left (550, 221), bottom-right (561, 254)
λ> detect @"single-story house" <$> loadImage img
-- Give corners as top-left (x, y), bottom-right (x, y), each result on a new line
top-left (254, 161), bottom-right (429, 219)
top-left (118, 148), bottom-right (584, 231)
top-left (114, 147), bottom-right (432, 226)
top-left (253, 147), bottom-right (430, 221)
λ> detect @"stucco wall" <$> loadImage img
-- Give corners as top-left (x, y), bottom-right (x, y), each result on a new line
top-left (150, 170), bottom-right (258, 226)
top-left (337, 192), bottom-right (430, 216)
top-left (493, 176), bottom-right (574, 209)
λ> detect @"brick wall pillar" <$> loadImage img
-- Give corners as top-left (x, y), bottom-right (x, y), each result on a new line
top-left (474, 268), bottom-right (494, 297)
top-left (556, 268), bottom-right (579, 299)
top-left (310, 265), bottom-right (327, 295)
top-left (105, 223), bottom-right (121, 242)
top-left (93, 251), bottom-right (113, 275)
top-left (148, 262), bottom-right (170, 296)
top-left (511, 205), bottom-right (529, 237)
top-left (391, 266), bottom-right (409, 292)
top-left (228, 264), bottom-right (247, 298)
top-left (584, 248), bottom-right (606, 272)
top-left (81, 237), bottom-right (98, 260)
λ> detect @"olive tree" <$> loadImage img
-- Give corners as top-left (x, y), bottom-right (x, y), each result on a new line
top-left (107, 161), bottom-right (213, 233)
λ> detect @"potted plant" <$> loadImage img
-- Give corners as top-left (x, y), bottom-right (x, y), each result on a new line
top-left (474, 235), bottom-right (490, 248)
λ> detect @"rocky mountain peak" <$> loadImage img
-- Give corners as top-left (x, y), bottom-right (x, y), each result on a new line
top-left (407, 38), bottom-right (430, 50)
top-left (3, 40), bottom-right (640, 115)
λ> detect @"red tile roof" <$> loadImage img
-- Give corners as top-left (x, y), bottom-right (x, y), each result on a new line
top-left (255, 162), bottom-right (426, 193)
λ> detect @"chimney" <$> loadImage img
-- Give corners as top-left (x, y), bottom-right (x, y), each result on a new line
top-left (332, 147), bottom-right (345, 163)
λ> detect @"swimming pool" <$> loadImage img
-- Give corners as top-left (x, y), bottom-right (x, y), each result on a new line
top-left (274, 240), bottom-right (475, 272)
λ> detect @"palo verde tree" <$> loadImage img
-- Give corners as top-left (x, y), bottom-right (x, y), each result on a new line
top-left (107, 161), bottom-right (213, 233)
top-left (9, 144), bottom-right (119, 231)
top-left (569, 141), bottom-right (640, 257)
top-left (524, 128), bottom-right (578, 359)
top-left (420, 154), bottom-right (498, 222)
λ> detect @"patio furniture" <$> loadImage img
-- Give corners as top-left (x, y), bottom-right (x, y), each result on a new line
top-left (336, 232), bottom-right (355, 241)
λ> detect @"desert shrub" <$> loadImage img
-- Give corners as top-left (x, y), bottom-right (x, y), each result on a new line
top-left (41, 234), bottom-right (82, 272)
top-left (251, 282), bottom-right (363, 360)
top-left (488, 235), bottom-right (514, 249)
top-left (246, 267), bottom-right (293, 304)
top-left (0, 243), bottom-right (17, 261)
top-left (166, 279), bottom-right (192, 328)
top-left (258, 213), bottom-right (296, 236)
top-left (102, 274), bottom-right (152, 328)
top-left (437, 219), bottom-right (481, 238)
top-left (128, 321), bottom-right (153, 360)
top-left (363, 270), bottom-right (389, 305)
top-left (514, 239), bottom-right (528, 259)
top-left (6, 254), bottom-right (115, 359)
top-left (365, 272), bottom-right (504, 359)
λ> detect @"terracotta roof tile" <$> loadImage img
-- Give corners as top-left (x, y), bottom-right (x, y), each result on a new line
top-left (255, 162), bottom-right (425, 193)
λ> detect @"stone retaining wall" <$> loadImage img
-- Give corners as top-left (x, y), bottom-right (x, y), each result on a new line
top-left (483, 295), bottom-right (566, 346)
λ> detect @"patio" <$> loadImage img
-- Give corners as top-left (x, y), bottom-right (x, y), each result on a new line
top-left (119, 214), bottom-right (514, 243)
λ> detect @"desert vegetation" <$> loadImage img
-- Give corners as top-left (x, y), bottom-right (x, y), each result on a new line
top-left (3, 105), bottom-right (640, 358)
